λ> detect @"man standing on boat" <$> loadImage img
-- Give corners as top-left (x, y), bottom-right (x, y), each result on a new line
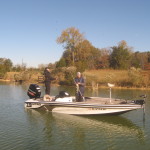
top-left (44, 67), bottom-right (56, 95)
top-left (74, 72), bottom-right (85, 102)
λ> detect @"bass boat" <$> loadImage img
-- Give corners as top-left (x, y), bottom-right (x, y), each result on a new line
top-left (24, 84), bottom-right (146, 116)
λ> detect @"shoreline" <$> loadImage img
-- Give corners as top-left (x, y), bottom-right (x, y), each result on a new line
top-left (1, 79), bottom-right (150, 90)
top-left (0, 79), bottom-right (11, 82)
top-left (92, 85), bottom-right (150, 90)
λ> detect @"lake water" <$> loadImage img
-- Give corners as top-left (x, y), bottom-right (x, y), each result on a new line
top-left (0, 82), bottom-right (150, 150)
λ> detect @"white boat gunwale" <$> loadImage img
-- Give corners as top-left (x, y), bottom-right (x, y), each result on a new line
top-left (25, 101), bottom-right (142, 108)
top-left (24, 96), bottom-right (144, 116)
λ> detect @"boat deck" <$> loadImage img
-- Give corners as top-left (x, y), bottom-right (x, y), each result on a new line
top-left (84, 97), bottom-right (127, 105)
top-left (31, 97), bottom-right (129, 105)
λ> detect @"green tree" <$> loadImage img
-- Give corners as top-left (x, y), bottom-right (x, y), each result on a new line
top-left (12, 64), bottom-right (22, 72)
top-left (0, 58), bottom-right (13, 77)
top-left (57, 27), bottom-right (102, 71)
top-left (130, 51), bottom-right (150, 69)
top-left (147, 52), bottom-right (150, 63)
top-left (98, 48), bottom-right (111, 69)
top-left (110, 40), bottom-right (132, 69)
top-left (75, 40), bottom-right (101, 69)
top-left (57, 27), bottom-right (85, 65)
top-left (4, 58), bottom-right (13, 71)
top-left (130, 52), bottom-right (141, 68)
top-left (56, 58), bottom-right (66, 68)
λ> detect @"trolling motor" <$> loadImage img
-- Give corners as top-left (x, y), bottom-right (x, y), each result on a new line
top-left (132, 94), bottom-right (146, 121)
top-left (132, 95), bottom-right (146, 105)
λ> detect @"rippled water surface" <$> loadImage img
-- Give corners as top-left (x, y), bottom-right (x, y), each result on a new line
top-left (0, 82), bottom-right (150, 150)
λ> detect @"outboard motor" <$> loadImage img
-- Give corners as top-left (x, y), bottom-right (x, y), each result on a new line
top-left (27, 84), bottom-right (41, 99)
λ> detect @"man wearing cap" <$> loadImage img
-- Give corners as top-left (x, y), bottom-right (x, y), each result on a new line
top-left (44, 67), bottom-right (56, 95)
top-left (74, 72), bottom-right (85, 102)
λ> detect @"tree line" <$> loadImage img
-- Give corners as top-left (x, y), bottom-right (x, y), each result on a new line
top-left (1, 27), bottom-right (150, 83)
top-left (56, 27), bottom-right (150, 72)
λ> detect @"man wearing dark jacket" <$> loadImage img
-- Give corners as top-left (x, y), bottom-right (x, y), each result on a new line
top-left (44, 67), bottom-right (56, 95)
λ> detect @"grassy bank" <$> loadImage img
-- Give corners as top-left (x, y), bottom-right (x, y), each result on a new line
top-left (83, 69), bottom-right (150, 89)
top-left (84, 70), bottom-right (129, 86)
top-left (3, 71), bottom-right (42, 83)
top-left (2, 68), bottom-right (150, 89)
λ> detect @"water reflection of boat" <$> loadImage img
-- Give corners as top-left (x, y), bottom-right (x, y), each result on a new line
top-left (25, 109), bottom-right (145, 145)
top-left (52, 113), bottom-right (144, 136)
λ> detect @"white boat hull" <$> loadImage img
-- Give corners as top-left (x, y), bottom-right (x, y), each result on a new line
top-left (24, 97), bottom-right (143, 115)
top-left (49, 107), bottom-right (136, 115)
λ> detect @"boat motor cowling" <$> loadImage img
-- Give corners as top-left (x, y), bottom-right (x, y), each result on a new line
top-left (27, 84), bottom-right (41, 99)
top-left (55, 91), bottom-right (70, 99)
top-left (55, 91), bottom-right (72, 102)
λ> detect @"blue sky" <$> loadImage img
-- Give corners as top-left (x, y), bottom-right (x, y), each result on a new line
top-left (0, 0), bottom-right (150, 67)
